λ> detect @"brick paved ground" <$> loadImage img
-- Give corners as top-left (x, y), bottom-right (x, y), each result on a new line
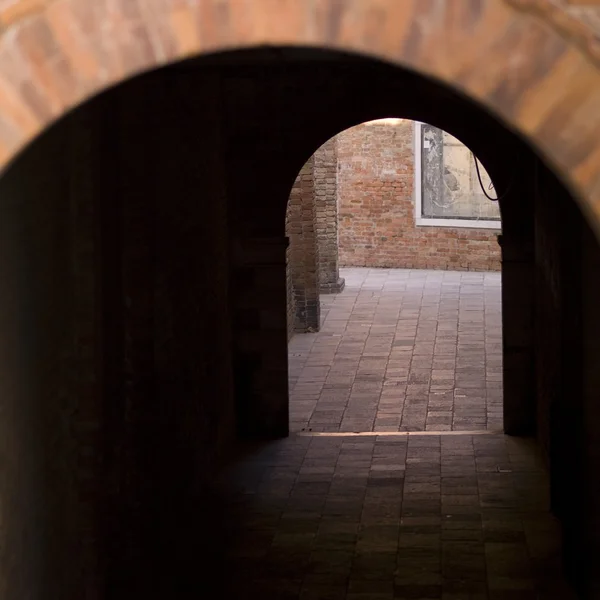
top-left (220, 433), bottom-right (575, 599)
top-left (289, 268), bottom-right (502, 433)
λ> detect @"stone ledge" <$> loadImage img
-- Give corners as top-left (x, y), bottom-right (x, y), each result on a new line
top-left (320, 277), bottom-right (345, 294)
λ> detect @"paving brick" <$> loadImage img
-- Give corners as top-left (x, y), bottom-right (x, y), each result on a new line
top-left (207, 432), bottom-right (568, 595)
top-left (289, 268), bottom-right (501, 433)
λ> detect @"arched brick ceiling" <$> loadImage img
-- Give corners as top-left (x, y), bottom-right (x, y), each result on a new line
top-left (0, 0), bottom-right (599, 230)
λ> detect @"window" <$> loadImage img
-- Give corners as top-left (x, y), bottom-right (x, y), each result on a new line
top-left (414, 122), bottom-right (501, 229)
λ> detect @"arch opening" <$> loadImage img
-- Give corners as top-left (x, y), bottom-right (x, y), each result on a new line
top-left (0, 0), bottom-right (596, 236)
top-left (0, 43), bottom-right (592, 600)
top-left (286, 117), bottom-right (504, 437)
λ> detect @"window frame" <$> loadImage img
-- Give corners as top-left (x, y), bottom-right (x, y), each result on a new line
top-left (413, 122), bottom-right (502, 230)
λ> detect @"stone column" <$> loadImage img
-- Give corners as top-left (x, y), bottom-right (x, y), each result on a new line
top-left (498, 234), bottom-right (536, 435)
top-left (314, 138), bottom-right (345, 293)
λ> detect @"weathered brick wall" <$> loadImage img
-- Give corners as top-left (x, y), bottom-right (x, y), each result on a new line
top-left (314, 138), bottom-right (345, 292)
top-left (337, 121), bottom-right (501, 271)
top-left (285, 241), bottom-right (295, 341)
top-left (286, 158), bottom-right (320, 332)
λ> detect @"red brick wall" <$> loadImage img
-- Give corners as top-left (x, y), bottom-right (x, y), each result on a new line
top-left (286, 158), bottom-right (320, 333)
top-left (337, 120), bottom-right (501, 271)
top-left (314, 139), bottom-right (344, 292)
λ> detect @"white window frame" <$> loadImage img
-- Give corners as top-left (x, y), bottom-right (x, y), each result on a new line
top-left (413, 122), bottom-right (501, 230)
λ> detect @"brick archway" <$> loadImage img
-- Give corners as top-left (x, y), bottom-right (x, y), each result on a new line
top-left (1, 4), bottom-right (600, 598)
top-left (0, 0), bottom-right (600, 231)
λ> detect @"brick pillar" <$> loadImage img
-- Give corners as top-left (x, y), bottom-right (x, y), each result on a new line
top-left (286, 157), bottom-right (321, 332)
top-left (314, 138), bottom-right (345, 293)
top-left (286, 241), bottom-right (295, 341)
top-left (232, 236), bottom-right (290, 438)
top-left (498, 234), bottom-right (536, 435)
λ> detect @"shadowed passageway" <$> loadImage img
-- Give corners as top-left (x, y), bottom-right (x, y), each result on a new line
top-left (0, 1), bottom-right (598, 594)
top-left (220, 432), bottom-right (574, 599)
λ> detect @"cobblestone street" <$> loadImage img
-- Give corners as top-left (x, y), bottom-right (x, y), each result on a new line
top-left (221, 432), bottom-right (574, 599)
top-left (289, 269), bottom-right (502, 433)
top-left (212, 268), bottom-right (575, 598)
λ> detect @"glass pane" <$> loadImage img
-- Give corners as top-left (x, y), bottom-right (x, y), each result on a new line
top-left (421, 124), bottom-right (501, 222)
